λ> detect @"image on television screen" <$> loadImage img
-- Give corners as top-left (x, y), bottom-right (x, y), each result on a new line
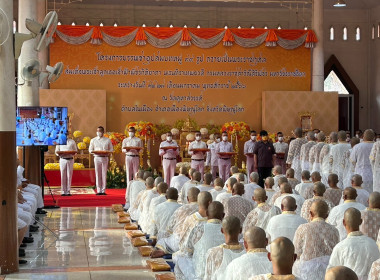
top-left (16, 107), bottom-right (69, 146)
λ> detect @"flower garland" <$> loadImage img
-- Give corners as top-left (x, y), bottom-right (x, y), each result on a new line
top-left (221, 121), bottom-right (250, 140)
top-left (104, 132), bottom-right (126, 153)
top-left (125, 121), bottom-right (156, 139)
top-left (45, 163), bottom-right (85, 170)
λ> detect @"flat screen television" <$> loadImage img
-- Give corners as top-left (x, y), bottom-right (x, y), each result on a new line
top-left (16, 106), bottom-right (69, 146)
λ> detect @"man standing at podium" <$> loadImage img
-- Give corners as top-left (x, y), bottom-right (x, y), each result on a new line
top-left (55, 137), bottom-right (78, 196)
top-left (89, 126), bottom-right (113, 195)
top-left (159, 132), bottom-right (179, 185)
top-left (122, 127), bottom-right (143, 185)
top-left (188, 131), bottom-right (208, 175)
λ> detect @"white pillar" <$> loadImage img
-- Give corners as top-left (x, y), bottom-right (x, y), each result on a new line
top-left (0, 0), bottom-right (18, 274)
top-left (18, 0), bottom-right (39, 106)
top-left (312, 0), bottom-right (324, 91)
top-left (37, 0), bottom-right (48, 89)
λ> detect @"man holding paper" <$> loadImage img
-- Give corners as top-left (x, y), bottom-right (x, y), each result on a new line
top-left (122, 126), bottom-right (143, 185)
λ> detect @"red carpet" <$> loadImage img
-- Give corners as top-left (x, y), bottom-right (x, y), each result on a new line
top-left (44, 188), bottom-right (126, 207)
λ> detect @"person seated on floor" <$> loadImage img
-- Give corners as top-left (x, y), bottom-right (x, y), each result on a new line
top-left (179, 169), bottom-right (201, 204)
top-left (244, 172), bottom-right (261, 202)
top-left (174, 201), bottom-right (225, 280)
top-left (264, 177), bottom-right (276, 203)
top-left (128, 170), bottom-right (152, 210)
top-left (324, 173), bottom-right (343, 207)
top-left (274, 182), bottom-right (305, 215)
top-left (129, 177), bottom-right (154, 221)
top-left (325, 266), bottom-right (358, 280)
top-left (209, 177), bottom-right (226, 200)
top-left (225, 226), bottom-right (272, 280)
top-left (342, 174), bottom-right (370, 207)
top-left (198, 173), bottom-right (214, 192)
top-left (269, 176), bottom-right (288, 205)
top-left (249, 237), bottom-right (299, 280)
top-left (146, 182), bottom-right (169, 235)
top-left (286, 168), bottom-right (300, 191)
top-left (215, 177), bottom-right (237, 208)
top-left (224, 166), bottom-right (248, 189)
top-left (124, 170), bottom-right (143, 209)
top-left (170, 166), bottom-right (190, 192)
top-left (295, 170), bottom-right (314, 200)
top-left (272, 165), bottom-right (285, 191)
top-left (203, 216), bottom-right (245, 280)
top-left (225, 182), bottom-right (254, 225)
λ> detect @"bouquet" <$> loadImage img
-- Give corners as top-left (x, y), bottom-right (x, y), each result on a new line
top-left (104, 132), bottom-right (126, 153)
top-left (221, 121), bottom-right (250, 140)
top-left (125, 121), bottom-right (156, 139)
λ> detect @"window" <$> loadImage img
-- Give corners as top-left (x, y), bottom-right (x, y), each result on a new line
top-left (343, 26), bottom-right (347, 40)
top-left (324, 70), bottom-right (349, 95)
top-left (330, 26), bottom-right (334, 41)
top-left (355, 27), bottom-right (360, 41)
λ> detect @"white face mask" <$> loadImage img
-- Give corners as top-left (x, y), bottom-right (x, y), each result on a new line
top-left (278, 137), bottom-right (284, 142)
top-left (195, 136), bottom-right (201, 141)
top-left (129, 132), bottom-right (135, 137)
top-left (222, 136), bottom-right (228, 141)
top-left (96, 132), bottom-right (103, 137)
top-left (167, 136), bottom-right (172, 141)
top-left (251, 136), bottom-right (256, 141)
top-left (314, 133), bottom-right (318, 138)
top-left (355, 134), bottom-right (359, 138)
top-left (216, 138), bottom-right (221, 143)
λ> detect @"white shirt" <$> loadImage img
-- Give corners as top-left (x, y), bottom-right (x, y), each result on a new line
top-left (350, 142), bottom-right (374, 184)
top-left (159, 140), bottom-right (179, 158)
top-left (128, 180), bottom-right (146, 210)
top-left (215, 192), bottom-right (232, 208)
top-left (121, 136), bottom-right (142, 156)
top-left (243, 183), bottom-right (261, 201)
top-left (55, 139), bottom-right (77, 159)
top-left (206, 141), bottom-right (219, 167)
top-left (266, 212), bottom-right (307, 242)
top-left (244, 140), bottom-right (257, 154)
top-left (328, 231), bottom-right (380, 279)
top-left (152, 200), bottom-right (181, 238)
top-left (215, 141), bottom-right (233, 157)
top-left (209, 187), bottom-right (226, 201)
top-left (295, 181), bottom-right (314, 200)
top-left (273, 141), bottom-right (288, 154)
top-left (179, 180), bottom-right (199, 204)
top-left (274, 193), bottom-right (305, 215)
top-left (89, 136), bottom-right (113, 155)
top-left (170, 174), bottom-right (190, 192)
top-left (188, 140), bottom-right (208, 159)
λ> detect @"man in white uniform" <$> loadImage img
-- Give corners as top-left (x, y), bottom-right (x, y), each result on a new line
top-left (159, 132), bottom-right (179, 185)
top-left (188, 131), bottom-right (208, 175)
top-left (55, 137), bottom-right (78, 196)
top-left (330, 131), bottom-right (351, 189)
top-left (206, 133), bottom-right (220, 179)
top-left (309, 132), bottom-right (326, 173)
top-left (286, 127), bottom-right (307, 181)
top-left (244, 130), bottom-right (257, 177)
top-left (327, 208), bottom-right (380, 279)
top-left (370, 140), bottom-right (380, 193)
top-left (295, 170), bottom-right (314, 199)
top-left (300, 131), bottom-right (316, 172)
top-left (273, 132), bottom-right (288, 174)
top-left (215, 131), bottom-right (233, 183)
top-left (122, 126), bottom-right (143, 185)
top-left (89, 126), bottom-right (113, 195)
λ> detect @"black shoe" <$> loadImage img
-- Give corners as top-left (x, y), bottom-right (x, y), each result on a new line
top-left (102, 193), bottom-right (107, 195)
top-left (67, 193), bottom-right (72, 196)
top-left (61, 194), bottom-right (67, 197)
top-left (36, 208), bottom-right (47, 215)
top-left (96, 193), bottom-right (102, 196)
top-left (29, 225), bottom-right (39, 232)
top-left (20, 243), bottom-right (27, 248)
top-left (19, 249), bottom-right (25, 257)
top-left (23, 237), bottom-right (34, 243)
top-left (19, 259), bottom-right (27, 264)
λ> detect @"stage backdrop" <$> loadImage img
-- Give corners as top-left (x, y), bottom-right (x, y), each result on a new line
top-left (262, 91), bottom-right (339, 134)
top-left (49, 26), bottom-right (315, 132)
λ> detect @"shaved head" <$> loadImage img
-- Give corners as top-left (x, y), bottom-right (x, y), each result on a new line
top-left (193, 171), bottom-right (202, 182)
top-left (157, 182), bottom-right (168, 194)
top-left (278, 176), bottom-right (288, 186)
top-left (280, 182), bottom-right (293, 194)
top-left (198, 191), bottom-right (213, 210)
top-left (351, 174), bottom-right (363, 187)
top-left (166, 188), bottom-right (178, 200)
top-left (145, 177), bottom-right (154, 188)
top-left (313, 182), bottom-right (326, 196)
top-left (317, 132), bottom-right (326, 142)
top-left (307, 131), bottom-right (315, 141)
top-left (343, 207), bottom-right (362, 231)
top-left (187, 187), bottom-right (200, 203)
top-left (344, 187), bottom-right (358, 201)
top-left (286, 168), bottom-right (295, 178)
top-left (250, 172), bottom-right (259, 183)
top-left (189, 168), bottom-right (196, 178)
top-left (330, 132), bottom-right (338, 143)
top-left (338, 130), bottom-right (346, 141)
top-left (328, 173), bottom-right (339, 184)
top-left (203, 173), bottom-right (213, 185)
top-left (301, 170), bottom-right (311, 180)
top-left (227, 177), bottom-right (238, 190)
top-left (310, 200), bottom-right (329, 219)
top-left (137, 170), bottom-right (145, 179)
top-left (237, 173), bottom-right (245, 182)
top-left (369, 192), bottom-right (380, 209)
top-left (294, 127), bottom-right (303, 138)
top-left (363, 129), bottom-right (375, 141)
top-left (350, 137), bottom-right (360, 148)
top-left (207, 201), bottom-right (224, 220)
top-left (273, 165), bottom-right (282, 175)
top-left (244, 226), bottom-right (267, 249)
top-left (214, 178), bottom-right (223, 187)
top-left (253, 188), bottom-right (267, 203)
top-left (179, 166), bottom-right (188, 175)
top-left (154, 177), bottom-right (164, 187)
top-left (269, 237), bottom-right (296, 271)
top-left (143, 171), bottom-right (153, 180)
top-left (311, 171), bottom-right (322, 182)
top-left (281, 196), bottom-right (297, 211)
top-left (231, 166), bottom-right (239, 174)
top-left (325, 266), bottom-right (358, 280)
top-left (222, 216), bottom-right (241, 236)
top-left (232, 183), bottom-right (245, 196)
top-left (265, 177), bottom-right (275, 188)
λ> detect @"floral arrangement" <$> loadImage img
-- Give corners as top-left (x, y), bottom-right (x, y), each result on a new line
top-left (171, 128), bottom-right (179, 135)
top-left (257, 132), bottom-right (277, 143)
top-left (44, 163), bottom-right (85, 170)
top-left (200, 128), bottom-right (208, 135)
top-left (77, 142), bottom-right (86, 150)
top-left (161, 134), bottom-right (167, 141)
top-left (205, 123), bottom-right (222, 135)
top-left (156, 124), bottom-right (171, 137)
top-left (221, 121), bottom-right (250, 140)
top-left (104, 132), bottom-right (126, 154)
top-left (73, 130), bottom-right (83, 138)
top-left (125, 121), bottom-right (156, 139)
top-left (83, 136), bottom-right (91, 144)
top-left (107, 158), bottom-right (126, 188)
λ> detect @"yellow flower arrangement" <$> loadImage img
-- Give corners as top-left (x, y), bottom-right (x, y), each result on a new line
top-left (221, 121), bottom-right (250, 140)
top-left (73, 130), bottom-right (83, 138)
top-left (44, 163), bottom-right (85, 170)
top-left (104, 132), bottom-right (126, 153)
top-left (83, 136), bottom-right (91, 144)
top-left (125, 121), bottom-right (156, 139)
top-left (73, 163), bottom-right (85, 170)
top-left (77, 142), bottom-right (86, 150)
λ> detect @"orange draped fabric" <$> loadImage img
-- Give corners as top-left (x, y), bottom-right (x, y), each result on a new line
top-left (230, 28), bottom-right (268, 38)
top-left (187, 28), bottom-right (225, 39)
top-left (56, 25), bottom-right (93, 36)
top-left (100, 26), bottom-right (138, 37)
top-left (144, 27), bottom-right (183, 39)
top-left (223, 28), bottom-right (235, 43)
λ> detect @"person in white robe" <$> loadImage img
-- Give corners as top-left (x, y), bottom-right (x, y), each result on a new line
top-left (309, 132), bottom-right (326, 173)
top-left (295, 170), bottom-right (314, 200)
top-left (327, 207), bottom-right (380, 279)
top-left (368, 258), bottom-right (380, 280)
top-left (273, 133), bottom-right (288, 174)
top-left (129, 171), bottom-right (152, 210)
top-left (249, 237), bottom-right (301, 280)
top-left (145, 182), bottom-right (169, 236)
top-left (128, 177), bottom-right (154, 221)
top-left (225, 227), bottom-right (272, 280)
top-left (215, 177), bottom-right (237, 208)
top-left (325, 266), bottom-right (359, 280)
top-left (327, 187), bottom-right (366, 241)
top-left (173, 201), bottom-right (225, 280)
top-left (350, 129), bottom-right (376, 193)
top-left (360, 192), bottom-right (380, 241)
top-left (272, 165), bottom-right (285, 191)
top-left (320, 132), bottom-right (338, 185)
top-left (274, 183), bottom-right (305, 215)
top-left (370, 140), bottom-right (380, 193)
top-left (341, 174), bottom-right (370, 207)
top-left (300, 131), bottom-right (317, 171)
top-left (198, 173), bottom-right (214, 192)
top-left (244, 172), bottom-right (261, 202)
top-left (341, 137), bottom-right (360, 189)
top-left (151, 188), bottom-right (181, 239)
top-left (223, 166), bottom-right (248, 190)
top-left (179, 170), bottom-right (201, 204)
top-left (243, 188), bottom-right (281, 233)
top-left (269, 177), bottom-right (289, 205)
top-left (286, 168), bottom-right (300, 192)
top-left (125, 170), bottom-right (143, 209)
top-left (293, 200), bottom-right (339, 280)
top-left (225, 183), bottom-right (254, 225)
top-left (300, 182), bottom-right (335, 222)
top-left (324, 173), bottom-right (344, 207)
top-left (267, 196), bottom-right (307, 243)
top-left (170, 166), bottom-right (190, 192)
top-left (203, 216), bottom-right (245, 280)
top-left (264, 177), bottom-right (277, 203)
top-left (209, 178), bottom-right (226, 200)
top-left (286, 127), bottom-right (307, 181)
top-left (330, 131), bottom-right (351, 189)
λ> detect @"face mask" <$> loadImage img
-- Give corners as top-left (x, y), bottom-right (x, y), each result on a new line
top-left (196, 136), bottom-right (201, 141)
top-left (222, 136), bottom-right (228, 141)
top-left (278, 137), bottom-right (284, 142)
top-left (346, 137), bottom-right (350, 142)
top-left (97, 132), bottom-right (102, 137)
top-left (251, 136), bottom-right (256, 141)
top-left (355, 134), bottom-right (359, 138)
top-left (314, 133), bottom-right (318, 138)
top-left (129, 132), bottom-right (135, 137)
top-left (216, 138), bottom-right (221, 143)
top-left (167, 136), bottom-right (172, 141)
top-left (262, 136), bottom-right (268, 141)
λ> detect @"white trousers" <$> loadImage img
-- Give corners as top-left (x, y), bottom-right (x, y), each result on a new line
top-left (94, 157), bottom-right (109, 193)
top-left (27, 184), bottom-right (44, 208)
top-left (60, 158), bottom-right (74, 194)
top-left (125, 155), bottom-right (139, 185)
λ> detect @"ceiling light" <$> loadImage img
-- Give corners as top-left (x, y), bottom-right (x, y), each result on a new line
top-left (333, 0), bottom-right (346, 7)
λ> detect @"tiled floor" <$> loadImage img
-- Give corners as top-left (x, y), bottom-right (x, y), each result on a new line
top-left (4, 207), bottom-right (159, 280)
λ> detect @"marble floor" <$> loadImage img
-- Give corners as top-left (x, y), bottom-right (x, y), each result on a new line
top-left (5, 207), bottom-right (161, 280)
